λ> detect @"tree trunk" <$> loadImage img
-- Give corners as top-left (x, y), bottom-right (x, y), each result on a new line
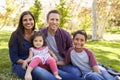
top-left (92, 0), bottom-right (98, 40)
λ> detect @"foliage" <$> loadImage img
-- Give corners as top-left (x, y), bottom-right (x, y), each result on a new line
top-left (78, 8), bottom-right (92, 30)
top-left (96, 0), bottom-right (120, 39)
top-left (0, 0), bottom-right (17, 29)
top-left (29, 0), bottom-right (43, 29)
top-left (108, 0), bottom-right (120, 27)
top-left (56, 0), bottom-right (71, 28)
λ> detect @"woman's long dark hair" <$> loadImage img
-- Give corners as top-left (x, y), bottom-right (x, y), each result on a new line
top-left (9, 11), bottom-right (36, 49)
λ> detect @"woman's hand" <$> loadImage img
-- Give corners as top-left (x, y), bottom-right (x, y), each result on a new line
top-left (22, 60), bottom-right (28, 70)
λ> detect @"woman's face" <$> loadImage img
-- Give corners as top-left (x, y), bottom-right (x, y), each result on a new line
top-left (22, 14), bottom-right (34, 30)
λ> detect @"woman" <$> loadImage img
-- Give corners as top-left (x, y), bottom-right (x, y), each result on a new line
top-left (8, 11), bottom-right (57, 80)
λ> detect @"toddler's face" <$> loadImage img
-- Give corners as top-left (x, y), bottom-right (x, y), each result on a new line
top-left (33, 36), bottom-right (43, 48)
top-left (73, 34), bottom-right (86, 50)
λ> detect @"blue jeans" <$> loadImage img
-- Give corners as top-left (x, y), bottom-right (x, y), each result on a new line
top-left (12, 64), bottom-right (84, 80)
top-left (58, 64), bottom-right (82, 77)
top-left (84, 66), bottom-right (117, 80)
top-left (100, 66), bottom-right (117, 80)
top-left (85, 72), bottom-right (105, 80)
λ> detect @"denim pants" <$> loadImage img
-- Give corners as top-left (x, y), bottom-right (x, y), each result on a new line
top-left (12, 64), bottom-right (84, 80)
top-left (84, 66), bottom-right (117, 80)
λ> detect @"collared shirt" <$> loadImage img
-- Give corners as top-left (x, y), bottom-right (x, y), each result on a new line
top-left (41, 27), bottom-right (73, 59)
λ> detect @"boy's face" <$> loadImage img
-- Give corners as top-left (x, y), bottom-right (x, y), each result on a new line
top-left (33, 36), bottom-right (43, 48)
top-left (73, 34), bottom-right (86, 50)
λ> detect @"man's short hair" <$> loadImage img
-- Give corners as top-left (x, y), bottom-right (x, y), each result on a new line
top-left (47, 10), bottom-right (60, 20)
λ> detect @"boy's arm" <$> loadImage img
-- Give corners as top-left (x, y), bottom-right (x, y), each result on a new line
top-left (93, 65), bottom-right (101, 73)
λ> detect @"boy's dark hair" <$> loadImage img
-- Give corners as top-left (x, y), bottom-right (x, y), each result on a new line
top-left (73, 30), bottom-right (87, 41)
top-left (31, 31), bottom-right (47, 47)
top-left (46, 10), bottom-right (60, 20)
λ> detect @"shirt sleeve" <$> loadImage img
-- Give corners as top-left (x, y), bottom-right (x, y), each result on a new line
top-left (65, 47), bottom-right (74, 64)
top-left (9, 39), bottom-right (20, 64)
top-left (86, 49), bottom-right (98, 67)
top-left (65, 31), bottom-right (73, 49)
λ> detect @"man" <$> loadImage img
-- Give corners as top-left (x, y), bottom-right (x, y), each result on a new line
top-left (41, 10), bottom-right (84, 80)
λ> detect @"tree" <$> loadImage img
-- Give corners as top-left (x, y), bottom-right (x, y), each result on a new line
top-left (56, 0), bottom-right (71, 28)
top-left (92, 0), bottom-right (98, 40)
top-left (0, 0), bottom-right (16, 29)
top-left (29, 0), bottom-right (42, 29)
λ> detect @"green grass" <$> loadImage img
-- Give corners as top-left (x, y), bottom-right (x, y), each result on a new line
top-left (0, 30), bottom-right (120, 80)
top-left (0, 30), bottom-right (22, 80)
top-left (85, 40), bottom-right (120, 71)
top-left (106, 28), bottom-right (120, 34)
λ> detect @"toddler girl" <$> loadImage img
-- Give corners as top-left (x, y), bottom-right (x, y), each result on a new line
top-left (24, 31), bottom-right (62, 80)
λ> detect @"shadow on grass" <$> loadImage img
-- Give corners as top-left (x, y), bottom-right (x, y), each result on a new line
top-left (90, 47), bottom-right (120, 71)
top-left (87, 40), bottom-right (120, 49)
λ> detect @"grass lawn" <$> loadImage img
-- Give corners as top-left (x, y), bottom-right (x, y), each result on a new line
top-left (0, 30), bottom-right (120, 80)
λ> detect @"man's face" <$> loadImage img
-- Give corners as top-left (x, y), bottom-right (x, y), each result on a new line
top-left (47, 13), bottom-right (60, 32)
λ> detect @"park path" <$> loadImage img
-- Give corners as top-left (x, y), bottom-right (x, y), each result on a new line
top-left (103, 33), bottom-right (120, 41)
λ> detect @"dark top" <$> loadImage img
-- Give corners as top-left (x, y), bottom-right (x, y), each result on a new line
top-left (9, 38), bottom-right (31, 64)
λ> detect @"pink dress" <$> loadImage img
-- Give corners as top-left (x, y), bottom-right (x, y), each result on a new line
top-left (30, 46), bottom-right (51, 64)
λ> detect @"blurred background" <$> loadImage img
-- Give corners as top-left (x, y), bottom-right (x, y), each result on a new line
top-left (0, 0), bottom-right (120, 40)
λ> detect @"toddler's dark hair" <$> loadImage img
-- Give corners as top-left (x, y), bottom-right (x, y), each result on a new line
top-left (31, 31), bottom-right (47, 47)
top-left (73, 30), bottom-right (87, 41)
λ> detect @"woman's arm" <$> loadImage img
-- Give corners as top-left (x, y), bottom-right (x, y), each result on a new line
top-left (22, 49), bottom-right (33, 70)
top-left (26, 50), bottom-right (34, 62)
